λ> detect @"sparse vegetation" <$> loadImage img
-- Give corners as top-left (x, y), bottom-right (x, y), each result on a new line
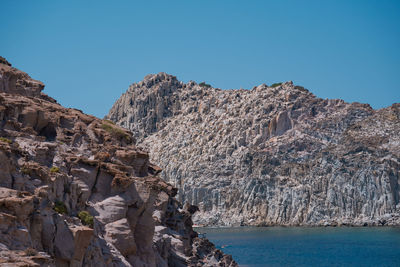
top-left (101, 122), bottom-right (115, 132)
top-left (294, 85), bottom-right (307, 92)
top-left (101, 121), bottom-right (131, 141)
top-left (78, 211), bottom-right (94, 228)
top-left (103, 119), bottom-right (115, 125)
top-left (50, 166), bottom-right (60, 173)
top-left (54, 200), bottom-right (67, 214)
top-left (0, 137), bottom-right (12, 144)
top-left (199, 82), bottom-right (211, 88)
top-left (270, 82), bottom-right (282, 88)
top-left (21, 166), bottom-right (31, 175)
top-left (24, 247), bottom-right (38, 256)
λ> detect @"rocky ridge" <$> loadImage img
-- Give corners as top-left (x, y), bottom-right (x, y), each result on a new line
top-left (107, 72), bottom-right (400, 227)
top-left (0, 59), bottom-right (237, 266)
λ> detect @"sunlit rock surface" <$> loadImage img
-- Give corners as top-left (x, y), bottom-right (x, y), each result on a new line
top-left (107, 73), bottom-right (400, 227)
top-left (0, 59), bottom-right (237, 266)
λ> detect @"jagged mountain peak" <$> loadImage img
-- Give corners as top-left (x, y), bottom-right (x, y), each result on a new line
top-left (129, 72), bottom-right (181, 91)
top-left (143, 72), bottom-right (177, 82)
top-left (108, 73), bottom-right (400, 227)
top-left (106, 74), bottom-right (319, 142)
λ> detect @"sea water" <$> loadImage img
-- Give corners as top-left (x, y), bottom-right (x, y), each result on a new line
top-left (197, 227), bottom-right (400, 267)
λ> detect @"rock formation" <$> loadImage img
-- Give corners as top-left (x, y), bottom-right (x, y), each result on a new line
top-left (107, 72), bottom-right (400, 227)
top-left (0, 59), bottom-right (237, 266)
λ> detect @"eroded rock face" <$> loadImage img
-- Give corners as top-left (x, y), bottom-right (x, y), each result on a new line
top-left (0, 58), bottom-right (45, 98)
top-left (0, 59), bottom-right (237, 266)
top-left (107, 73), bottom-right (400, 227)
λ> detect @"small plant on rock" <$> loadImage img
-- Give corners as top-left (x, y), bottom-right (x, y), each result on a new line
top-left (101, 122), bottom-right (114, 133)
top-left (103, 119), bottom-right (115, 125)
top-left (54, 200), bottom-right (67, 214)
top-left (50, 166), bottom-right (59, 173)
top-left (270, 82), bottom-right (282, 88)
top-left (101, 121), bottom-right (132, 142)
top-left (78, 211), bottom-right (94, 228)
top-left (199, 82), bottom-right (211, 88)
top-left (0, 137), bottom-right (12, 144)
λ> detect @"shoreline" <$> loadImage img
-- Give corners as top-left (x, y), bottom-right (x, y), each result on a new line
top-left (194, 224), bottom-right (400, 229)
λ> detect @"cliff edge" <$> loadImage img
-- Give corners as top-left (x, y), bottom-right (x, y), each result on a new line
top-left (0, 59), bottom-right (237, 266)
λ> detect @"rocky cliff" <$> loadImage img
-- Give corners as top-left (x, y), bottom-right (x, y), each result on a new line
top-left (107, 72), bottom-right (400, 227)
top-left (0, 58), bottom-right (237, 266)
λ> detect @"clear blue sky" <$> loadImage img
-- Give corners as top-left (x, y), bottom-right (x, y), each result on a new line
top-left (1, 0), bottom-right (399, 118)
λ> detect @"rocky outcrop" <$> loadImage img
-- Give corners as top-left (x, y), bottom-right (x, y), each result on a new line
top-left (0, 59), bottom-right (237, 266)
top-left (0, 57), bottom-right (45, 98)
top-left (107, 73), bottom-right (400, 227)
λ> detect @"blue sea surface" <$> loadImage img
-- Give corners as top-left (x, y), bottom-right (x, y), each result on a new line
top-left (198, 227), bottom-right (400, 267)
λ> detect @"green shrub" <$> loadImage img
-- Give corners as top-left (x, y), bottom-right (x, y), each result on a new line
top-left (0, 137), bottom-right (12, 144)
top-left (50, 166), bottom-right (59, 173)
top-left (54, 200), bottom-right (67, 214)
top-left (270, 82), bottom-right (282, 88)
top-left (78, 211), bottom-right (94, 228)
top-left (103, 119), bottom-right (115, 125)
top-left (199, 82), bottom-right (211, 88)
top-left (101, 121), bottom-right (131, 141)
top-left (101, 122), bottom-right (114, 132)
